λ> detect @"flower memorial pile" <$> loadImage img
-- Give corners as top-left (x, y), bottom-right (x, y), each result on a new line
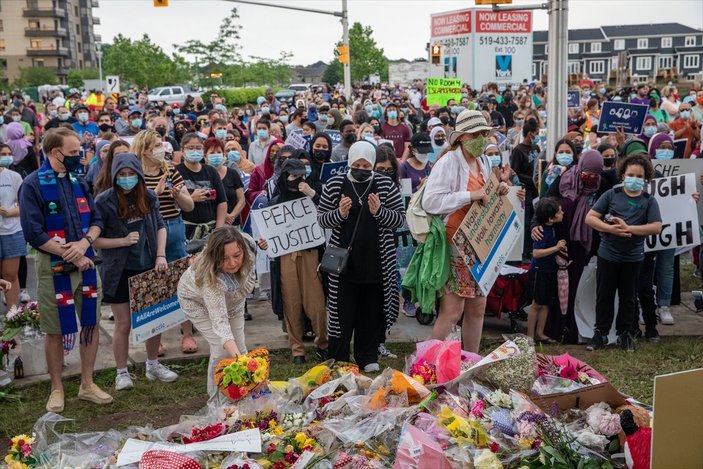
top-left (6, 335), bottom-right (655, 468)
top-left (2, 303), bottom-right (40, 341)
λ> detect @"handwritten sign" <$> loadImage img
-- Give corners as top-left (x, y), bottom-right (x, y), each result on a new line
top-left (598, 101), bottom-right (649, 135)
top-left (129, 258), bottom-right (189, 344)
top-left (250, 197), bottom-right (325, 258)
top-left (567, 90), bottom-right (580, 108)
top-left (320, 161), bottom-right (348, 183)
top-left (426, 77), bottom-right (462, 106)
top-left (285, 131), bottom-right (310, 151)
top-left (324, 129), bottom-right (342, 148)
top-left (645, 174), bottom-right (700, 252)
top-left (652, 158), bottom-right (703, 222)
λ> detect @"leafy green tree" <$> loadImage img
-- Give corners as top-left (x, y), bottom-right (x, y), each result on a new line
top-left (66, 69), bottom-right (99, 89)
top-left (14, 67), bottom-right (58, 87)
top-left (322, 59), bottom-right (342, 85)
top-left (103, 34), bottom-right (189, 88)
top-left (331, 22), bottom-right (388, 83)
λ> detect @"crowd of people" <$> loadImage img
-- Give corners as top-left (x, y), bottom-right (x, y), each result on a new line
top-left (1, 76), bottom-right (702, 411)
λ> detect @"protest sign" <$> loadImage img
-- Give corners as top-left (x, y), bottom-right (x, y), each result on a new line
top-left (506, 186), bottom-right (525, 262)
top-left (425, 77), bottom-right (462, 107)
top-left (598, 101), bottom-right (649, 135)
top-left (494, 131), bottom-right (507, 148)
top-left (651, 158), bottom-right (703, 222)
top-left (673, 138), bottom-right (687, 159)
top-left (285, 131), bottom-right (311, 151)
top-left (320, 161), bottom-right (348, 183)
top-left (645, 173), bottom-right (700, 252)
top-left (129, 257), bottom-right (189, 344)
top-left (250, 197), bottom-right (325, 258)
top-left (567, 90), bottom-right (580, 108)
top-left (324, 129), bottom-right (342, 148)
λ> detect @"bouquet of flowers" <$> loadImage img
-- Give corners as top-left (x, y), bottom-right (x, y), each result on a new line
top-left (257, 431), bottom-right (321, 469)
top-left (366, 369), bottom-right (431, 410)
top-left (537, 353), bottom-right (605, 386)
top-left (182, 422), bottom-right (227, 444)
top-left (437, 405), bottom-right (489, 448)
top-left (406, 339), bottom-right (481, 386)
top-left (1, 339), bottom-right (17, 370)
top-left (3, 303), bottom-right (40, 340)
top-left (215, 348), bottom-right (270, 401)
top-left (274, 361), bottom-right (359, 402)
top-left (5, 434), bottom-right (37, 469)
top-left (233, 410), bottom-right (284, 438)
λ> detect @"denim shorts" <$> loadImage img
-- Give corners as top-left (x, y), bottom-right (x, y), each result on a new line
top-left (0, 231), bottom-right (27, 260)
top-left (164, 216), bottom-right (187, 262)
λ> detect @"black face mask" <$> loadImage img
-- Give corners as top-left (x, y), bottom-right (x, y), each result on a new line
top-left (155, 127), bottom-right (167, 137)
top-left (372, 124), bottom-right (381, 134)
top-left (603, 157), bottom-right (615, 168)
top-left (434, 138), bottom-right (445, 146)
top-left (350, 168), bottom-right (372, 182)
top-left (312, 149), bottom-right (328, 162)
top-left (286, 177), bottom-right (302, 191)
top-left (98, 123), bottom-right (114, 133)
top-left (574, 143), bottom-right (584, 155)
top-left (344, 133), bottom-right (356, 145)
top-left (59, 151), bottom-right (82, 173)
top-left (439, 116), bottom-right (449, 125)
top-left (196, 104), bottom-right (204, 111)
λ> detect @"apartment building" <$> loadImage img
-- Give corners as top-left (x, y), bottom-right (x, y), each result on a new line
top-left (0, 0), bottom-right (101, 85)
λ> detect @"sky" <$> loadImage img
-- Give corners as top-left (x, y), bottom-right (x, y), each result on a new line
top-left (95, 0), bottom-right (703, 65)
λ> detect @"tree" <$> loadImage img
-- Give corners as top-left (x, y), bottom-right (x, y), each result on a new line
top-left (103, 34), bottom-right (189, 88)
top-left (229, 52), bottom-right (293, 87)
top-left (331, 22), bottom-right (388, 83)
top-left (322, 59), bottom-right (342, 85)
top-left (14, 67), bottom-right (58, 87)
top-left (66, 69), bottom-right (99, 89)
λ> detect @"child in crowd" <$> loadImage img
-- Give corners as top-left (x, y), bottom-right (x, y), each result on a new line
top-left (527, 197), bottom-right (565, 342)
top-left (585, 154), bottom-right (662, 352)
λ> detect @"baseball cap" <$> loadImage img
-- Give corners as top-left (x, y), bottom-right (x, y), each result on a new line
top-left (427, 117), bottom-right (442, 127)
top-left (410, 132), bottom-right (433, 153)
top-left (281, 158), bottom-right (307, 176)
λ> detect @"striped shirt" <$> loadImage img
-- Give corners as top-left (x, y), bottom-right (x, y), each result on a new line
top-left (143, 163), bottom-right (185, 220)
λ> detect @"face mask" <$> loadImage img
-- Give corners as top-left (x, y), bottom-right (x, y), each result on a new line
top-left (60, 152), bottom-right (82, 173)
top-left (12, 116), bottom-right (21, 123)
top-left (434, 138), bottom-right (445, 147)
top-left (0, 117), bottom-right (4, 125)
top-left (344, 133), bottom-right (356, 145)
top-left (228, 150), bottom-right (241, 163)
top-left (58, 113), bottom-right (69, 121)
top-left (305, 165), bottom-right (312, 177)
top-left (462, 135), bottom-right (488, 157)
top-left (602, 157), bottom-right (615, 168)
top-left (415, 152), bottom-right (429, 164)
top-left (185, 149), bottom-right (204, 163)
top-left (439, 116), bottom-right (450, 125)
top-left (450, 106), bottom-right (459, 115)
top-left (372, 124), bottom-right (381, 134)
top-left (116, 175), bottom-right (139, 191)
top-left (380, 99), bottom-right (388, 106)
top-left (515, 119), bottom-right (524, 126)
top-left (488, 155), bottom-right (501, 167)
top-left (245, 109), bottom-right (253, 116)
top-left (655, 148), bottom-right (674, 160)
top-left (538, 111), bottom-right (547, 119)
top-left (624, 176), bottom-right (645, 192)
top-left (152, 146), bottom-right (166, 162)
top-left (131, 118), bottom-right (143, 129)
top-left (574, 143), bottom-right (584, 155)
top-left (643, 126), bottom-right (656, 137)
top-left (387, 111), bottom-right (398, 120)
top-left (257, 129), bottom-right (269, 140)
top-left (279, 115), bottom-right (289, 123)
top-left (319, 114), bottom-right (328, 123)
top-left (0, 156), bottom-right (13, 167)
top-left (208, 153), bottom-right (225, 167)
top-left (260, 106), bottom-right (270, 114)
top-left (173, 108), bottom-right (181, 115)
top-left (327, 116), bottom-right (335, 125)
top-left (556, 152), bottom-right (573, 166)
top-left (362, 132), bottom-right (374, 141)
top-left (350, 168), bottom-right (372, 182)
top-left (50, 110), bottom-right (58, 118)
top-left (78, 112), bottom-right (89, 123)
top-left (153, 126), bottom-right (166, 137)
top-left (376, 168), bottom-right (394, 177)
top-left (581, 173), bottom-right (600, 189)
top-left (680, 110), bottom-right (690, 119)
top-left (214, 129), bottom-right (227, 140)
top-left (599, 88), bottom-right (607, 95)
top-left (286, 177), bottom-right (302, 191)
top-left (99, 123), bottom-right (114, 133)
top-left (215, 104), bottom-right (226, 112)
top-left (313, 149), bottom-right (328, 161)
top-left (365, 105), bottom-right (374, 113)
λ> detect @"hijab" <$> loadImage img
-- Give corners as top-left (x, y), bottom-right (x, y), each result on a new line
top-left (559, 149), bottom-right (603, 251)
top-left (6, 123), bottom-right (30, 164)
top-left (262, 138), bottom-right (284, 180)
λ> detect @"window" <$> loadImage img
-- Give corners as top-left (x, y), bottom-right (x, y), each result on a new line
top-left (74, 5), bottom-right (78, 16)
top-left (541, 62), bottom-right (548, 76)
top-left (589, 61), bottom-right (605, 75)
top-left (160, 88), bottom-right (171, 96)
top-left (636, 57), bottom-right (652, 70)
top-left (77, 42), bottom-right (81, 53)
top-left (32, 59), bottom-right (44, 67)
top-left (683, 55), bottom-right (700, 69)
top-left (637, 38), bottom-right (648, 49)
top-left (30, 39), bottom-right (41, 49)
top-left (532, 63), bottom-right (536, 77)
top-left (0, 20), bottom-right (3, 32)
top-left (591, 42), bottom-right (601, 53)
top-left (544, 44), bottom-right (548, 55)
top-left (0, 39), bottom-right (5, 51)
top-left (659, 56), bottom-right (673, 69)
top-left (75, 24), bottom-right (79, 34)
top-left (568, 61), bottom-right (580, 74)
top-left (685, 36), bottom-right (696, 47)
top-left (614, 39), bottom-right (625, 50)
top-left (568, 43), bottom-right (579, 54)
top-left (661, 37), bottom-right (672, 48)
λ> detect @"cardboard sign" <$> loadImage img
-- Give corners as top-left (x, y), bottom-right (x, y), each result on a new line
top-left (598, 101), bottom-right (649, 135)
top-left (506, 186), bottom-right (525, 262)
top-left (651, 368), bottom-right (703, 469)
top-left (250, 197), bottom-right (325, 258)
top-left (567, 90), bottom-right (581, 108)
top-left (323, 129), bottom-right (342, 148)
top-left (129, 257), bottom-right (189, 344)
top-left (320, 161), bottom-right (348, 183)
top-left (426, 77), bottom-right (462, 107)
top-left (652, 158), bottom-right (703, 222)
top-left (285, 131), bottom-right (310, 150)
top-left (644, 174), bottom-right (700, 252)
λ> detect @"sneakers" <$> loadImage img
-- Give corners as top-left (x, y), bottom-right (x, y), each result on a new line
top-left (46, 389), bottom-right (64, 412)
top-left (115, 372), bottom-right (135, 391)
top-left (145, 363), bottom-right (178, 383)
top-left (657, 306), bottom-right (674, 325)
top-left (315, 348), bottom-right (329, 361)
top-left (363, 363), bottom-right (380, 373)
top-left (586, 333), bottom-right (607, 351)
top-left (78, 383), bottom-right (114, 405)
top-left (378, 343), bottom-right (397, 359)
top-left (293, 355), bottom-right (306, 365)
top-left (402, 302), bottom-right (417, 317)
top-left (19, 289), bottom-right (31, 303)
top-left (618, 333), bottom-right (635, 352)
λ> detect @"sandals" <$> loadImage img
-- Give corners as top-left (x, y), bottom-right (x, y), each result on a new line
top-left (181, 336), bottom-right (198, 354)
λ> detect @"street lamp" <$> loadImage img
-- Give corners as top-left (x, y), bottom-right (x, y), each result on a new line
top-left (96, 43), bottom-right (103, 92)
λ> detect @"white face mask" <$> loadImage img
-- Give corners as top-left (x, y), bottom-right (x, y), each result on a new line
top-left (415, 152), bottom-right (429, 164)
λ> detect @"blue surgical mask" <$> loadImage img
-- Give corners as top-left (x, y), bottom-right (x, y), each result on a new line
top-left (362, 132), bottom-right (374, 141)
top-left (556, 152), bottom-right (573, 166)
top-left (488, 155), bottom-right (501, 167)
top-left (643, 126), bottom-right (656, 137)
top-left (365, 105), bottom-right (374, 113)
top-left (50, 110), bottom-right (58, 118)
top-left (173, 108), bottom-right (181, 115)
top-left (185, 149), bottom-right (204, 163)
top-left (305, 165), bottom-right (312, 177)
top-left (260, 106), bottom-right (270, 114)
top-left (538, 111), bottom-right (547, 119)
top-left (12, 116), bottom-right (21, 123)
top-left (208, 153), bottom-right (225, 167)
top-left (0, 156), bottom-right (13, 167)
top-left (214, 129), bottom-right (227, 140)
top-left (116, 175), bottom-right (139, 191)
top-left (319, 114), bottom-right (328, 122)
top-left (624, 176), bottom-right (645, 192)
top-left (215, 104), bottom-right (227, 112)
top-left (245, 109), bottom-right (253, 116)
top-left (78, 112), bottom-right (89, 123)
top-left (451, 106), bottom-right (459, 114)
top-left (131, 118), bottom-right (143, 129)
top-left (599, 88), bottom-right (606, 94)
top-left (680, 110), bottom-right (690, 119)
top-left (228, 150), bottom-right (241, 163)
top-left (257, 129), bottom-right (269, 139)
top-left (58, 113), bottom-right (69, 122)
top-left (388, 111), bottom-right (398, 120)
top-left (279, 115), bottom-right (289, 123)
top-left (655, 149), bottom-right (674, 160)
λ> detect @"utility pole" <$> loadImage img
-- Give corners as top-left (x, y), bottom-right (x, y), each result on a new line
top-left (491, 0), bottom-right (568, 161)
top-left (96, 44), bottom-right (103, 92)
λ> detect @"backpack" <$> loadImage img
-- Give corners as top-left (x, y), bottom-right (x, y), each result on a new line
top-left (406, 180), bottom-right (432, 243)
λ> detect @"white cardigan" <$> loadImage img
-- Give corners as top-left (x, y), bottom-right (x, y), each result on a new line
top-left (423, 147), bottom-right (492, 216)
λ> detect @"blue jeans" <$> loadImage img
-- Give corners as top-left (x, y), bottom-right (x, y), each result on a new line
top-left (164, 217), bottom-right (187, 262)
top-left (655, 248), bottom-right (675, 307)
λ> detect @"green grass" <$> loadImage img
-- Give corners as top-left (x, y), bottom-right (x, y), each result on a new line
top-left (1, 338), bottom-right (702, 451)
top-left (680, 259), bottom-right (702, 294)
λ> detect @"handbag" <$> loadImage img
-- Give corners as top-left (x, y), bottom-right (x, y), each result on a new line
top-left (319, 202), bottom-right (363, 276)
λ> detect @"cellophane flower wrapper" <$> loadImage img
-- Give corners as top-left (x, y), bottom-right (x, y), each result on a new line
top-left (404, 339), bottom-right (482, 386)
top-left (536, 353), bottom-right (606, 387)
top-left (365, 368), bottom-right (430, 410)
top-left (532, 374), bottom-right (586, 395)
top-left (214, 348), bottom-right (270, 402)
top-left (304, 372), bottom-right (359, 419)
top-left (475, 335), bottom-right (537, 393)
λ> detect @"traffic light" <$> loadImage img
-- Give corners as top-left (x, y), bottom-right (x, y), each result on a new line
top-left (431, 44), bottom-right (441, 65)
top-left (153, 0), bottom-right (168, 7)
top-left (337, 45), bottom-right (349, 65)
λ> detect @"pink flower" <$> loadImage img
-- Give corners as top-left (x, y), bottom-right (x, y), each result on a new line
top-left (21, 444), bottom-right (32, 457)
top-left (247, 359), bottom-right (258, 372)
top-left (471, 400), bottom-right (486, 418)
top-left (559, 365), bottom-right (578, 381)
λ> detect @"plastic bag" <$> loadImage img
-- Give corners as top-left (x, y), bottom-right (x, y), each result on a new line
top-left (365, 368), bottom-right (430, 410)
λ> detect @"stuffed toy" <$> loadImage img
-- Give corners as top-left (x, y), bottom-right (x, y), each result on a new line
top-left (621, 409), bottom-right (652, 469)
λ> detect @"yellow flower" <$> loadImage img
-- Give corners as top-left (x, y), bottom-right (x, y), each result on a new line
top-left (294, 432), bottom-right (307, 446)
top-left (269, 425), bottom-right (284, 436)
top-left (253, 367), bottom-right (267, 383)
top-left (303, 438), bottom-right (316, 448)
top-left (412, 374), bottom-right (425, 385)
top-left (256, 459), bottom-right (272, 469)
top-left (5, 459), bottom-right (28, 469)
top-left (474, 449), bottom-right (502, 469)
top-left (268, 419), bottom-right (277, 429)
top-left (518, 437), bottom-right (534, 450)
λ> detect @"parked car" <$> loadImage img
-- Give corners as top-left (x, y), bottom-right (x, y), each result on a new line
top-left (147, 85), bottom-right (201, 106)
top-left (275, 90), bottom-right (296, 106)
top-left (288, 83), bottom-right (311, 93)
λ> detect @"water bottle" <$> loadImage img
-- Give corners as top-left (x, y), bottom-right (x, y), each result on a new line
top-left (545, 166), bottom-right (562, 186)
